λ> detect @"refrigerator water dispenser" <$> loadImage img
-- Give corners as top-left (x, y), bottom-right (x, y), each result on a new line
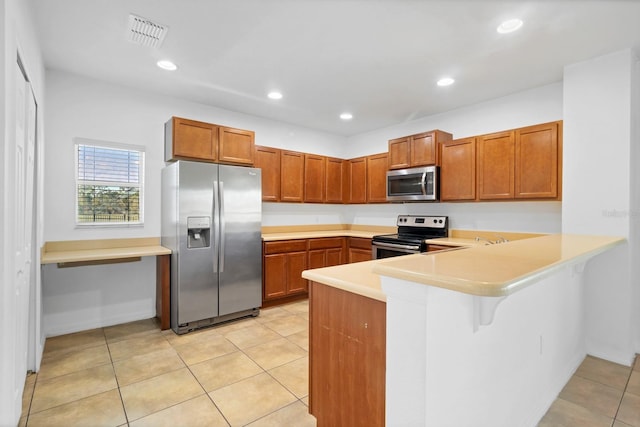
top-left (187, 216), bottom-right (210, 248)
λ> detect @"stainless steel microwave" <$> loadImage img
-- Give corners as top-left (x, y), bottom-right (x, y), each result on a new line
top-left (386, 166), bottom-right (438, 201)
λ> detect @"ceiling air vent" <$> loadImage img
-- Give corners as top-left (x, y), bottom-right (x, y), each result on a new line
top-left (127, 14), bottom-right (167, 48)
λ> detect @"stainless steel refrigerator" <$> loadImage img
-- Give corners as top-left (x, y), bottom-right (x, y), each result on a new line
top-left (161, 160), bottom-right (262, 334)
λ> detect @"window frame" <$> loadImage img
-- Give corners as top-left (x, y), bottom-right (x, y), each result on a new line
top-left (74, 138), bottom-right (145, 228)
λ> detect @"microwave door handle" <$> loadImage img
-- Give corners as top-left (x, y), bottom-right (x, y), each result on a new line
top-left (420, 171), bottom-right (427, 195)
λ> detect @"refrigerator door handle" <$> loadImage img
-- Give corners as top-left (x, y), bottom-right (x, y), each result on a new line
top-left (212, 180), bottom-right (219, 273)
top-left (220, 181), bottom-right (225, 273)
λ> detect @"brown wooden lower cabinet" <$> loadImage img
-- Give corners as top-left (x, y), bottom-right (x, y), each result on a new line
top-left (348, 237), bottom-right (373, 263)
top-left (309, 281), bottom-right (386, 427)
top-left (263, 240), bottom-right (308, 304)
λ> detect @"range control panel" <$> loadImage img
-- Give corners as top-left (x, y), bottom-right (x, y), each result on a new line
top-left (396, 215), bottom-right (448, 229)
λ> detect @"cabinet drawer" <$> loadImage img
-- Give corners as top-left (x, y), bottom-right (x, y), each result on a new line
top-left (349, 237), bottom-right (372, 250)
top-left (308, 237), bottom-right (345, 250)
top-left (264, 240), bottom-right (308, 254)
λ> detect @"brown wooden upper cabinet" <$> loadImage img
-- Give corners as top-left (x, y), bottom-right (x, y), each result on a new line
top-left (476, 120), bottom-right (561, 201)
top-left (325, 157), bottom-right (348, 204)
top-left (281, 150), bottom-right (305, 202)
top-left (440, 138), bottom-right (476, 201)
top-left (515, 121), bottom-right (560, 199)
top-left (367, 153), bottom-right (389, 203)
top-left (218, 126), bottom-right (255, 165)
top-left (388, 130), bottom-right (453, 169)
top-left (349, 157), bottom-right (367, 204)
top-left (165, 117), bottom-right (255, 165)
top-left (254, 145), bottom-right (281, 202)
top-left (304, 154), bottom-right (326, 203)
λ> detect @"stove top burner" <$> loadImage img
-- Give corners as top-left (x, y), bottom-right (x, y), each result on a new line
top-left (372, 215), bottom-right (449, 249)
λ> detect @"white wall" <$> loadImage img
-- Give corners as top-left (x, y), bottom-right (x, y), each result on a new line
top-left (1, 0), bottom-right (46, 425)
top-left (563, 49), bottom-right (638, 364)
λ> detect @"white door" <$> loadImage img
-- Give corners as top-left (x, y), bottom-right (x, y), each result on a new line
top-left (12, 60), bottom-right (34, 415)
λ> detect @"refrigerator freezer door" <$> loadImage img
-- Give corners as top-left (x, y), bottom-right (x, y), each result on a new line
top-left (177, 161), bottom-right (219, 324)
top-left (218, 165), bottom-right (262, 316)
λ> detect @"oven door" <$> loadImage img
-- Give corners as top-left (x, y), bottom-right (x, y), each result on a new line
top-left (372, 241), bottom-right (421, 259)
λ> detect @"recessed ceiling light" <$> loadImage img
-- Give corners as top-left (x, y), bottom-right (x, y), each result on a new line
top-left (497, 18), bottom-right (523, 34)
top-left (340, 113), bottom-right (353, 120)
top-left (156, 60), bottom-right (177, 71)
top-left (437, 77), bottom-right (455, 87)
top-left (267, 91), bottom-right (283, 100)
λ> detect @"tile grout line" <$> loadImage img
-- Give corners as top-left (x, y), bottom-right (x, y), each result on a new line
top-left (104, 326), bottom-right (132, 427)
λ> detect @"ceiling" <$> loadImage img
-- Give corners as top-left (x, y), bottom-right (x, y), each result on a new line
top-left (30, 0), bottom-right (640, 136)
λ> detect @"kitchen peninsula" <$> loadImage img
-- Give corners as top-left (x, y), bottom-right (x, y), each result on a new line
top-left (302, 234), bottom-right (624, 427)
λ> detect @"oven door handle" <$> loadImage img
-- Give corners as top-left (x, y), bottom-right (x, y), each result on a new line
top-left (372, 241), bottom-right (421, 251)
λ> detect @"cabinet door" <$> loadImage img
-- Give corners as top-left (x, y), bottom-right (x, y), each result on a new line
top-left (218, 127), bottom-right (255, 165)
top-left (287, 251), bottom-right (308, 294)
top-left (477, 131), bottom-right (515, 200)
top-left (349, 248), bottom-right (373, 263)
top-left (325, 157), bottom-right (345, 203)
top-left (281, 150), bottom-right (305, 202)
top-left (326, 248), bottom-right (344, 266)
top-left (349, 157), bottom-right (367, 204)
top-left (441, 138), bottom-right (476, 201)
top-left (388, 137), bottom-right (410, 169)
top-left (305, 154), bottom-right (326, 203)
top-left (308, 249), bottom-right (327, 270)
top-left (515, 122), bottom-right (559, 199)
top-left (254, 145), bottom-right (280, 202)
top-left (167, 117), bottom-right (218, 162)
top-left (410, 132), bottom-right (437, 167)
top-left (263, 253), bottom-right (287, 300)
top-left (367, 153), bottom-right (388, 203)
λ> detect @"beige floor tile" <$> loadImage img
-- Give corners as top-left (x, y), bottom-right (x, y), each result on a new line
top-left (255, 307), bottom-right (291, 323)
top-left (262, 315), bottom-right (308, 337)
top-left (281, 300), bottom-right (309, 316)
top-left (190, 351), bottom-right (263, 392)
top-left (223, 324), bottom-right (281, 350)
top-left (129, 395), bottom-right (229, 427)
top-left (212, 317), bottom-right (258, 334)
top-left (108, 332), bottom-right (171, 362)
top-left (246, 400), bottom-right (316, 427)
top-left (26, 389), bottom-right (126, 427)
top-left (576, 355), bottom-right (631, 390)
top-left (120, 367), bottom-right (204, 421)
top-left (301, 396), bottom-right (309, 406)
top-left (113, 347), bottom-right (185, 387)
top-left (559, 375), bottom-right (624, 417)
top-left (286, 329), bottom-right (309, 351)
top-left (30, 364), bottom-right (117, 413)
top-left (163, 325), bottom-right (221, 345)
top-left (538, 398), bottom-right (613, 427)
top-left (269, 356), bottom-right (309, 398)
top-left (18, 416), bottom-right (26, 427)
top-left (627, 371), bottom-right (640, 396)
top-left (104, 318), bottom-right (160, 343)
top-left (38, 344), bottom-right (112, 380)
top-left (42, 328), bottom-right (106, 356)
top-left (173, 334), bottom-right (238, 366)
top-left (613, 420), bottom-right (635, 427)
top-left (634, 355), bottom-right (640, 371)
top-left (617, 393), bottom-right (640, 426)
top-left (243, 338), bottom-right (307, 371)
top-left (22, 372), bottom-right (36, 415)
top-left (210, 372), bottom-right (296, 426)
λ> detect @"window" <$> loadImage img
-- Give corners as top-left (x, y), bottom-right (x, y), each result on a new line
top-left (75, 139), bottom-right (145, 226)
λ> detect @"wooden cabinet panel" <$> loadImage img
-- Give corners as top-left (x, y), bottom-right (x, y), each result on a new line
top-left (441, 138), bottom-right (476, 201)
top-left (264, 240), bottom-right (308, 254)
top-left (388, 137), bottom-right (410, 169)
top-left (325, 157), bottom-right (346, 204)
top-left (308, 249), bottom-right (326, 270)
top-left (348, 237), bottom-right (372, 263)
top-left (326, 248), bottom-right (343, 267)
top-left (281, 150), bottom-right (305, 202)
top-left (287, 251), bottom-right (308, 294)
top-left (309, 282), bottom-right (385, 427)
top-left (263, 253), bottom-right (287, 300)
top-left (477, 131), bottom-right (515, 200)
top-left (515, 122), bottom-right (559, 199)
top-left (305, 154), bottom-right (326, 203)
top-left (218, 127), bottom-right (255, 165)
top-left (165, 117), bottom-right (218, 162)
top-left (410, 132), bottom-right (437, 167)
top-left (308, 238), bottom-right (346, 269)
top-left (367, 153), bottom-right (388, 203)
top-left (254, 145), bottom-right (280, 202)
top-left (349, 157), bottom-right (367, 204)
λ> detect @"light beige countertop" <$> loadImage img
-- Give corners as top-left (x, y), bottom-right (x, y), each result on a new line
top-left (303, 234), bottom-right (625, 299)
top-left (424, 237), bottom-right (483, 247)
top-left (262, 230), bottom-right (381, 241)
top-left (41, 238), bottom-right (171, 265)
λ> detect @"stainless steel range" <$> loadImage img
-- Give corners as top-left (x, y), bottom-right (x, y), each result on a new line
top-left (372, 215), bottom-right (448, 259)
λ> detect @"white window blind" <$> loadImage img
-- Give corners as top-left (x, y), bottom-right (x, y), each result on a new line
top-left (75, 141), bottom-right (144, 225)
